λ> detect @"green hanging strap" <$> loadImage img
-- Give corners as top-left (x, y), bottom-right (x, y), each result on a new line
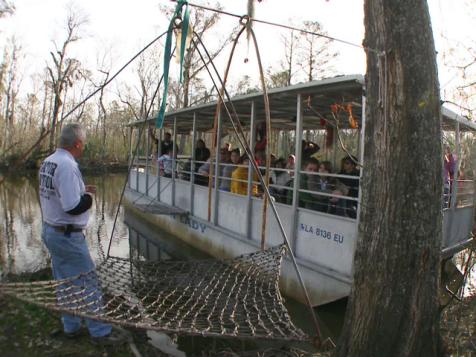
top-left (156, 0), bottom-right (190, 128)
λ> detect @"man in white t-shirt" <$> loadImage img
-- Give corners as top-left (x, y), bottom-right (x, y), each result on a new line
top-left (39, 123), bottom-right (125, 345)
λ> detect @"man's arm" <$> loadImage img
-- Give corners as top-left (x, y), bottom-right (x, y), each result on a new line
top-left (66, 193), bottom-right (93, 215)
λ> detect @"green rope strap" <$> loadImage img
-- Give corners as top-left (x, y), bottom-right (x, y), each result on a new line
top-left (156, 0), bottom-right (190, 128)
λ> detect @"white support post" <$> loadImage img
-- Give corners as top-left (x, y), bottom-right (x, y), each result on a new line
top-left (172, 117), bottom-right (177, 206)
top-left (145, 123), bottom-right (150, 196)
top-left (128, 127), bottom-right (133, 189)
top-left (451, 122), bottom-right (460, 210)
top-left (136, 128), bottom-right (140, 191)
top-left (246, 101), bottom-right (256, 239)
top-left (190, 113), bottom-right (197, 214)
top-left (213, 110), bottom-right (222, 225)
top-left (291, 94), bottom-right (304, 251)
top-left (157, 129), bottom-right (162, 201)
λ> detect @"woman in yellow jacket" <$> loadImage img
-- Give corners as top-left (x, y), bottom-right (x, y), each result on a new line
top-left (230, 155), bottom-right (258, 196)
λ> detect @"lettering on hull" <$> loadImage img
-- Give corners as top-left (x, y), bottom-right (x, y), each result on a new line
top-left (172, 215), bottom-right (207, 234)
top-left (299, 223), bottom-right (344, 244)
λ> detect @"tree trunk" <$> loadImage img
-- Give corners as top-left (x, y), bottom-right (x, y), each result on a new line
top-left (182, 63), bottom-right (190, 109)
top-left (335, 1), bottom-right (442, 356)
top-left (308, 42), bottom-right (313, 82)
top-left (41, 80), bottom-right (48, 131)
top-left (49, 86), bottom-right (62, 152)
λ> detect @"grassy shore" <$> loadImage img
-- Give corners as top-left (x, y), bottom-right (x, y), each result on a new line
top-left (1, 268), bottom-right (474, 356)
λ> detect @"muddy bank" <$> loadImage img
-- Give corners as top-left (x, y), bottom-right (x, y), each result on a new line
top-left (441, 293), bottom-right (476, 355)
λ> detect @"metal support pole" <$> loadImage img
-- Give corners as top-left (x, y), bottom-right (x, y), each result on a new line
top-left (291, 94), bottom-right (304, 252)
top-left (356, 94), bottom-right (366, 223)
top-left (136, 128), bottom-right (140, 191)
top-left (172, 117), bottom-right (177, 206)
top-left (128, 127), bottom-right (133, 189)
top-left (332, 119), bottom-right (338, 169)
top-left (190, 113), bottom-right (197, 214)
top-left (451, 122), bottom-right (460, 210)
top-left (145, 123), bottom-right (150, 196)
top-left (246, 101), bottom-right (256, 239)
top-left (157, 129), bottom-right (162, 201)
top-left (213, 110), bottom-right (223, 225)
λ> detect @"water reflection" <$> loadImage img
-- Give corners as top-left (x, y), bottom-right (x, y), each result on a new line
top-left (1, 174), bottom-right (48, 276)
top-left (0, 173), bottom-right (130, 278)
top-left (126, 211), bottom-right (210, 262)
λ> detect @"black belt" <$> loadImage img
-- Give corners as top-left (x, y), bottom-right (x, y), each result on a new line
top-left (46, 223), bottom-right (84, 235)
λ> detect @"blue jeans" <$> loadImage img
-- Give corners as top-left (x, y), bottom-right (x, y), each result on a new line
top-left (42, 224), bottom-right (111, 337)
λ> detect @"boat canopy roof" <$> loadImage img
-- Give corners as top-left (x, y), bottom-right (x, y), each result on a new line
top-left (127, 74), bottom-right (476, 133)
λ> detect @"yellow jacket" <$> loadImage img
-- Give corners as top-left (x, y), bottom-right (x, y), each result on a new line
top-left (230, 167), bottom-right (258, 196)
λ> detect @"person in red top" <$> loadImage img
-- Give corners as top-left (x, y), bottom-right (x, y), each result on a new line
top-left (443, 146), bottom-right (456, 207)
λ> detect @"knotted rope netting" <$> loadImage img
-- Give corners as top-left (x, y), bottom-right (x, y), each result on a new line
top-left (0, 244), bottom-right (308, 341)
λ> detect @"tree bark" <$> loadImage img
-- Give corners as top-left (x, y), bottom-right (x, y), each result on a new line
top-left (335, 1), bottom-right (442, 356)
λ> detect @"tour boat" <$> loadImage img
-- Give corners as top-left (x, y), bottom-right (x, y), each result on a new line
top-left (124, 75), bottom-right (475, 306)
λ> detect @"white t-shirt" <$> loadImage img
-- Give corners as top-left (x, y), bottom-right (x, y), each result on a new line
top-left (157, 154), bottom-right (172, 175)
top-left (39, 148), bottom-right (89, 227)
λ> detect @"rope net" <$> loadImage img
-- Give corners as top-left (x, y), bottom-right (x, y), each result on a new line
top-left (0, 244), bottom-right (308, 342)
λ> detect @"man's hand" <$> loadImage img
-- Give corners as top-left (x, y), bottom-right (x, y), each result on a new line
top-left (85, 185), bottom-right (97, 195)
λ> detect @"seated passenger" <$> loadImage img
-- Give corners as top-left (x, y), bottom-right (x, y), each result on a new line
top-left (230, 155), bottom-right (258, 196)
top-left (300, 158), bottom-right (320, 210)
top-left (286, 154), bottom-right (296, 175)
top-left (195, 158), bottom-right (211, 186)
top-left (270, 158), bottom-right (292, 203)
top-left (286, 158), bottom-right (320, 210)
top-left (313, 161), bottom-right (335, 213)
top-left (157, 147), bottom-right (173, 178)
top-left (254, 149), bottom-right (268, 196)
top-left (194, 139), bottom-right (211, 172)
top-left (220, 148), bottom-right (239, 192)
top-left (329, 155), bottom-right (360, 218)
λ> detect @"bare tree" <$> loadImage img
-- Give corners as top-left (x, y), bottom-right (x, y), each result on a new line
top-left (443, 21), bottom-right (476, 117)
top-left (228, 75), bottom-right (258, 96)
top-left (89, 66), bottom-right (110, 162)
top-left (0, 0), bottom-right (14, 18)
top-left (297, 21), bottom-right (338, 82)
top-left (116, 42), bottom-right (162, 123)
top-left (1, 37), bottom-right (22, 153)
top-left (266, 21), bottom-right (338, 87)
top-left (46, 6), bottom-right (88, 151)
top-left (161, 1), bottom-right (235, 109)
top-left (335, 1), bottom-right (442, 356)
top-left (266, 68), bottom-right (291, 88)
top-left (280, 27), bottom-right (299, 86)
top-left (38, 68), bottom-right (53, 133)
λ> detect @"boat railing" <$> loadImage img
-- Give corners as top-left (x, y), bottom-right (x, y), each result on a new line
top-left (292, 170), bottom-right (360, 219)
top-left (139, 156), bottom-right (361, 218)
top-left (132, 156), bottom-right (474, 220)
top-left (444, 179), bottom-right (475, 209)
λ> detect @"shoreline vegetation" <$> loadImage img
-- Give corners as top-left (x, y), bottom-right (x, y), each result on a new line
top-left (0, 268), bottom-right (474, 356)
top-left (0, 161), bottom-right (129, 176)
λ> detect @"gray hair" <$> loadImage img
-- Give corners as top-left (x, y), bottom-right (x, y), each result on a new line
top-left (59, 123), bottom-right (85, 148)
